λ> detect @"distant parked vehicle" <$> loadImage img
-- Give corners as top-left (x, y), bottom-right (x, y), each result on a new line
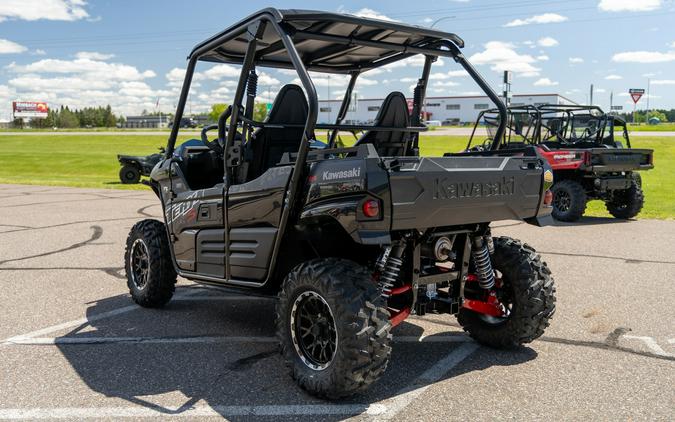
top-left (168, 117), bottom-right (198, 128)
top-left (117, 147), bottom-right (165, 184)
top-left (424, 120), bottom-right (442, 126)
top-left (466, 104), bottom-right (654, 221)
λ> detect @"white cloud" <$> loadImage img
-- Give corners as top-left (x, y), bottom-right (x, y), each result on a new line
top-left (381, 55), bottom-right (445, 71)
top-left (533, 78), bottom-right (559, 87)
top-left (31, 49), bottom-right (46, 56)
top-left (429, 70), bottom-right (468, 80)
top-left (536, 55), bottom-right (550, 61)
top-left (537, 37), bottom-right (559, 47)
top-left (8, 57), bottom-right (156, 80)
top-left (504, 13), bottom-right (568, 27)
top-left (257, 72), bottom-right (281, 87)
top-left (569, 57), bottom-right (584, 63)
top-left (0, 39), bottom-right (27, 54)
top-left (337, 7), bottom-right (396, 22)
top-left (469, 41), bottom-right (541, 76)
top-left (201, 64), bottom-right (240, 80)
top-left (0, 0), bottom-right (90, 22)
top-left (4, 54), bottom-right (168, 117)
top-left (651, 79), bottom-right (675, 85)
top-left (595, 88), bottom-right (607, 93)
top-left (612, 50), bottom-right (675, 63)
top-left (75, 51), bottom-right (114, 60)
top-left (605, 74), bottom-right (623, 80)
top-left (598, 0), bottom-right (661, 12)
top-left (433, 80), bottom-right (460, 87)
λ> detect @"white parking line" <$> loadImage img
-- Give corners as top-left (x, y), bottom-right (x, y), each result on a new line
top-left (3, 334), bottom-right (470, 346)
top-left (366, 342), bottom-right (480, 421)
top-left (1, 290), bottom-right (267, 344)
top-left (623, 335), bottom-right (672, 357)
top-left (0, 339), bottom-right (479, 420)
top-left (0, 403), bottom-right (388, 420)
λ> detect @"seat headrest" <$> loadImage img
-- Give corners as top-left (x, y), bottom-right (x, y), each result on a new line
top-left (267, 84), bottom-right (308, 125)
top-left (373, 91), bottom-right (409, 128)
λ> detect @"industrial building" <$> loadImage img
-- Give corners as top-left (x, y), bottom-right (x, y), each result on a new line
top-left (317, 93), bottom-right (576, 125)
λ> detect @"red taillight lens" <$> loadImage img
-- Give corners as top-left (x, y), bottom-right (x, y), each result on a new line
top-left (544, 190), bottom-right (553, 206)
top-left (362, 199), bottom-right (380, 218)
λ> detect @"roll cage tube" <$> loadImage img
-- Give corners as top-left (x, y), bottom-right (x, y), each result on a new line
top-left (327, 72), bottom-right (358, 148)
top-left (165, 57), bottom-right (197, 158)
top-left (435, 40), bottom-right (507, 149)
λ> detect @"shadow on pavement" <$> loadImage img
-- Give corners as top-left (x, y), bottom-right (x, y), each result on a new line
top-left (56, 291), bottom-right (538, 420)
top-left (550, 216), bottom-right (631, 227)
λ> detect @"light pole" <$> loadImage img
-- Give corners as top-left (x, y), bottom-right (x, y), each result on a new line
top-left (646, 77), bottom-right (651, 121)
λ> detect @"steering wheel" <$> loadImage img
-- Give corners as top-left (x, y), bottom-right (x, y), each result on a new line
top-left (200, 124), bottom-right (223, 154)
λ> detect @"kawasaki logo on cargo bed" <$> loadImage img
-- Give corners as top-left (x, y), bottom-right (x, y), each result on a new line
top-left (434, 176), bottom-right (515, 199)
top-left (322, 167), bottom-right (361, 181)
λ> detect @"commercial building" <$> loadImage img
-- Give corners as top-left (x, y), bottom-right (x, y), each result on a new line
top-left (317, 93), bottom-right (576, 125)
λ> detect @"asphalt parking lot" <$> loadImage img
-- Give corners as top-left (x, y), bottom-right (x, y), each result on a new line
top-left (0, 183), bottom-right (673, 421)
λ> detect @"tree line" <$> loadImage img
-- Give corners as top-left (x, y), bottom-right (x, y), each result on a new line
top-left (617, 109), bottom-right (673, 123)
top-left (12, 105), bottom-right (125, 128)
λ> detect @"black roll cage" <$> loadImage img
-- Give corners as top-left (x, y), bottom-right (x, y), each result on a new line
top-left (166, 8), bottom-right (508, 161)
top-left (468, 104), bottom-right (632, 150)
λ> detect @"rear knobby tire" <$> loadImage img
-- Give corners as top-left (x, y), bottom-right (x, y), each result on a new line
top-left (276, 258), bottom-right (392, 399)
top-left (124, 219), bottom-right (177, 307)
top-left (457, 236), bottom-right (556, 349)
top-left (119, 165), bottom-right (141, 184)
top-left (551, 179), bottom-right (587, 222)
top-left (605, 174), bottom-right (644, 219)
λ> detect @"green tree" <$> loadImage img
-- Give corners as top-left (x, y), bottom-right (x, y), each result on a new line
top-left (12, 118), bottom-right (24, 129)
top-left (647, 110), bottom-right (668, 123)
top-left (58, 107), bottom-right (80, 128)
top-left (253, 103), bottom-right (268, 121)
top-left (209, 103), bottom-right (229, 122)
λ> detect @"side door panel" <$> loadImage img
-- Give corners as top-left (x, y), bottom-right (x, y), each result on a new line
top-left (227, 166), bottom-right (292, 281)
top-left (167, 163), bottom-right (225, 277)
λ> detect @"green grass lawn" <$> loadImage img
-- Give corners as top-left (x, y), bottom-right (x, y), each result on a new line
top-left (0, 134), bottom-right (672, 218)
top-left (0, 135), bottom-right (192, 190)
top-left (626, 123), bottom-right (675, 132)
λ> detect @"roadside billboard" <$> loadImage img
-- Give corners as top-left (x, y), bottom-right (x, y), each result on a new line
top-left (12, 101), bottom-right (49, 118)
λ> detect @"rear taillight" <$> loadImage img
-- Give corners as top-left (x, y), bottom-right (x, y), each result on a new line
top-left (362, 199), bottom-right (380, 218)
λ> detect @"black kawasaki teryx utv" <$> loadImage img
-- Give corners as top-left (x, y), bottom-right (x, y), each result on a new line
top-left (467, 105), bottom-right (654, 221)
top-left (124, 8), bottom-right (556, 398)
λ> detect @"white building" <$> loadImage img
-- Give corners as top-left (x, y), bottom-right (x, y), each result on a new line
top-left (318, 93), bottom-right (576, 125)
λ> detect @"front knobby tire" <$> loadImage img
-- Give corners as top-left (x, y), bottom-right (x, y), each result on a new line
top-left (276, 258), bottom-right (392, 399)
top-left (124, 219), bottom-right (177, 307)
top-left (457, 236), bottom-right (556, 349)
top-left (551, 179), bottom-right (587, 222)
top-left (606, 174), bottom-right (644, 219)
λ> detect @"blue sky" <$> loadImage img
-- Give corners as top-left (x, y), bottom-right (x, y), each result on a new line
top-left (0, 0), bottom-right (674, 120)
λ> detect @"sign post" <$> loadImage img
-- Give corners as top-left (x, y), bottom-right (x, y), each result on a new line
top-left (628, 88), bottom-right (645, 124)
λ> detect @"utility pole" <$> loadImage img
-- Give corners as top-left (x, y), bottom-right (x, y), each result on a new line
top-left (646, 78), bottom-right (651, 120)
top-left (609, 91), bottom-right (613, 113)
top-left (589, 84), bottom-right (594, 106)
top-left (503, 71), bottom-right (512, 106)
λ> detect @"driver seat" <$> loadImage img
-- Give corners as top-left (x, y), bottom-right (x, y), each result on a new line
top-left (245, 84), bottom-right (310, 181)
top-left (355, 92), bottom-right (411, 156)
